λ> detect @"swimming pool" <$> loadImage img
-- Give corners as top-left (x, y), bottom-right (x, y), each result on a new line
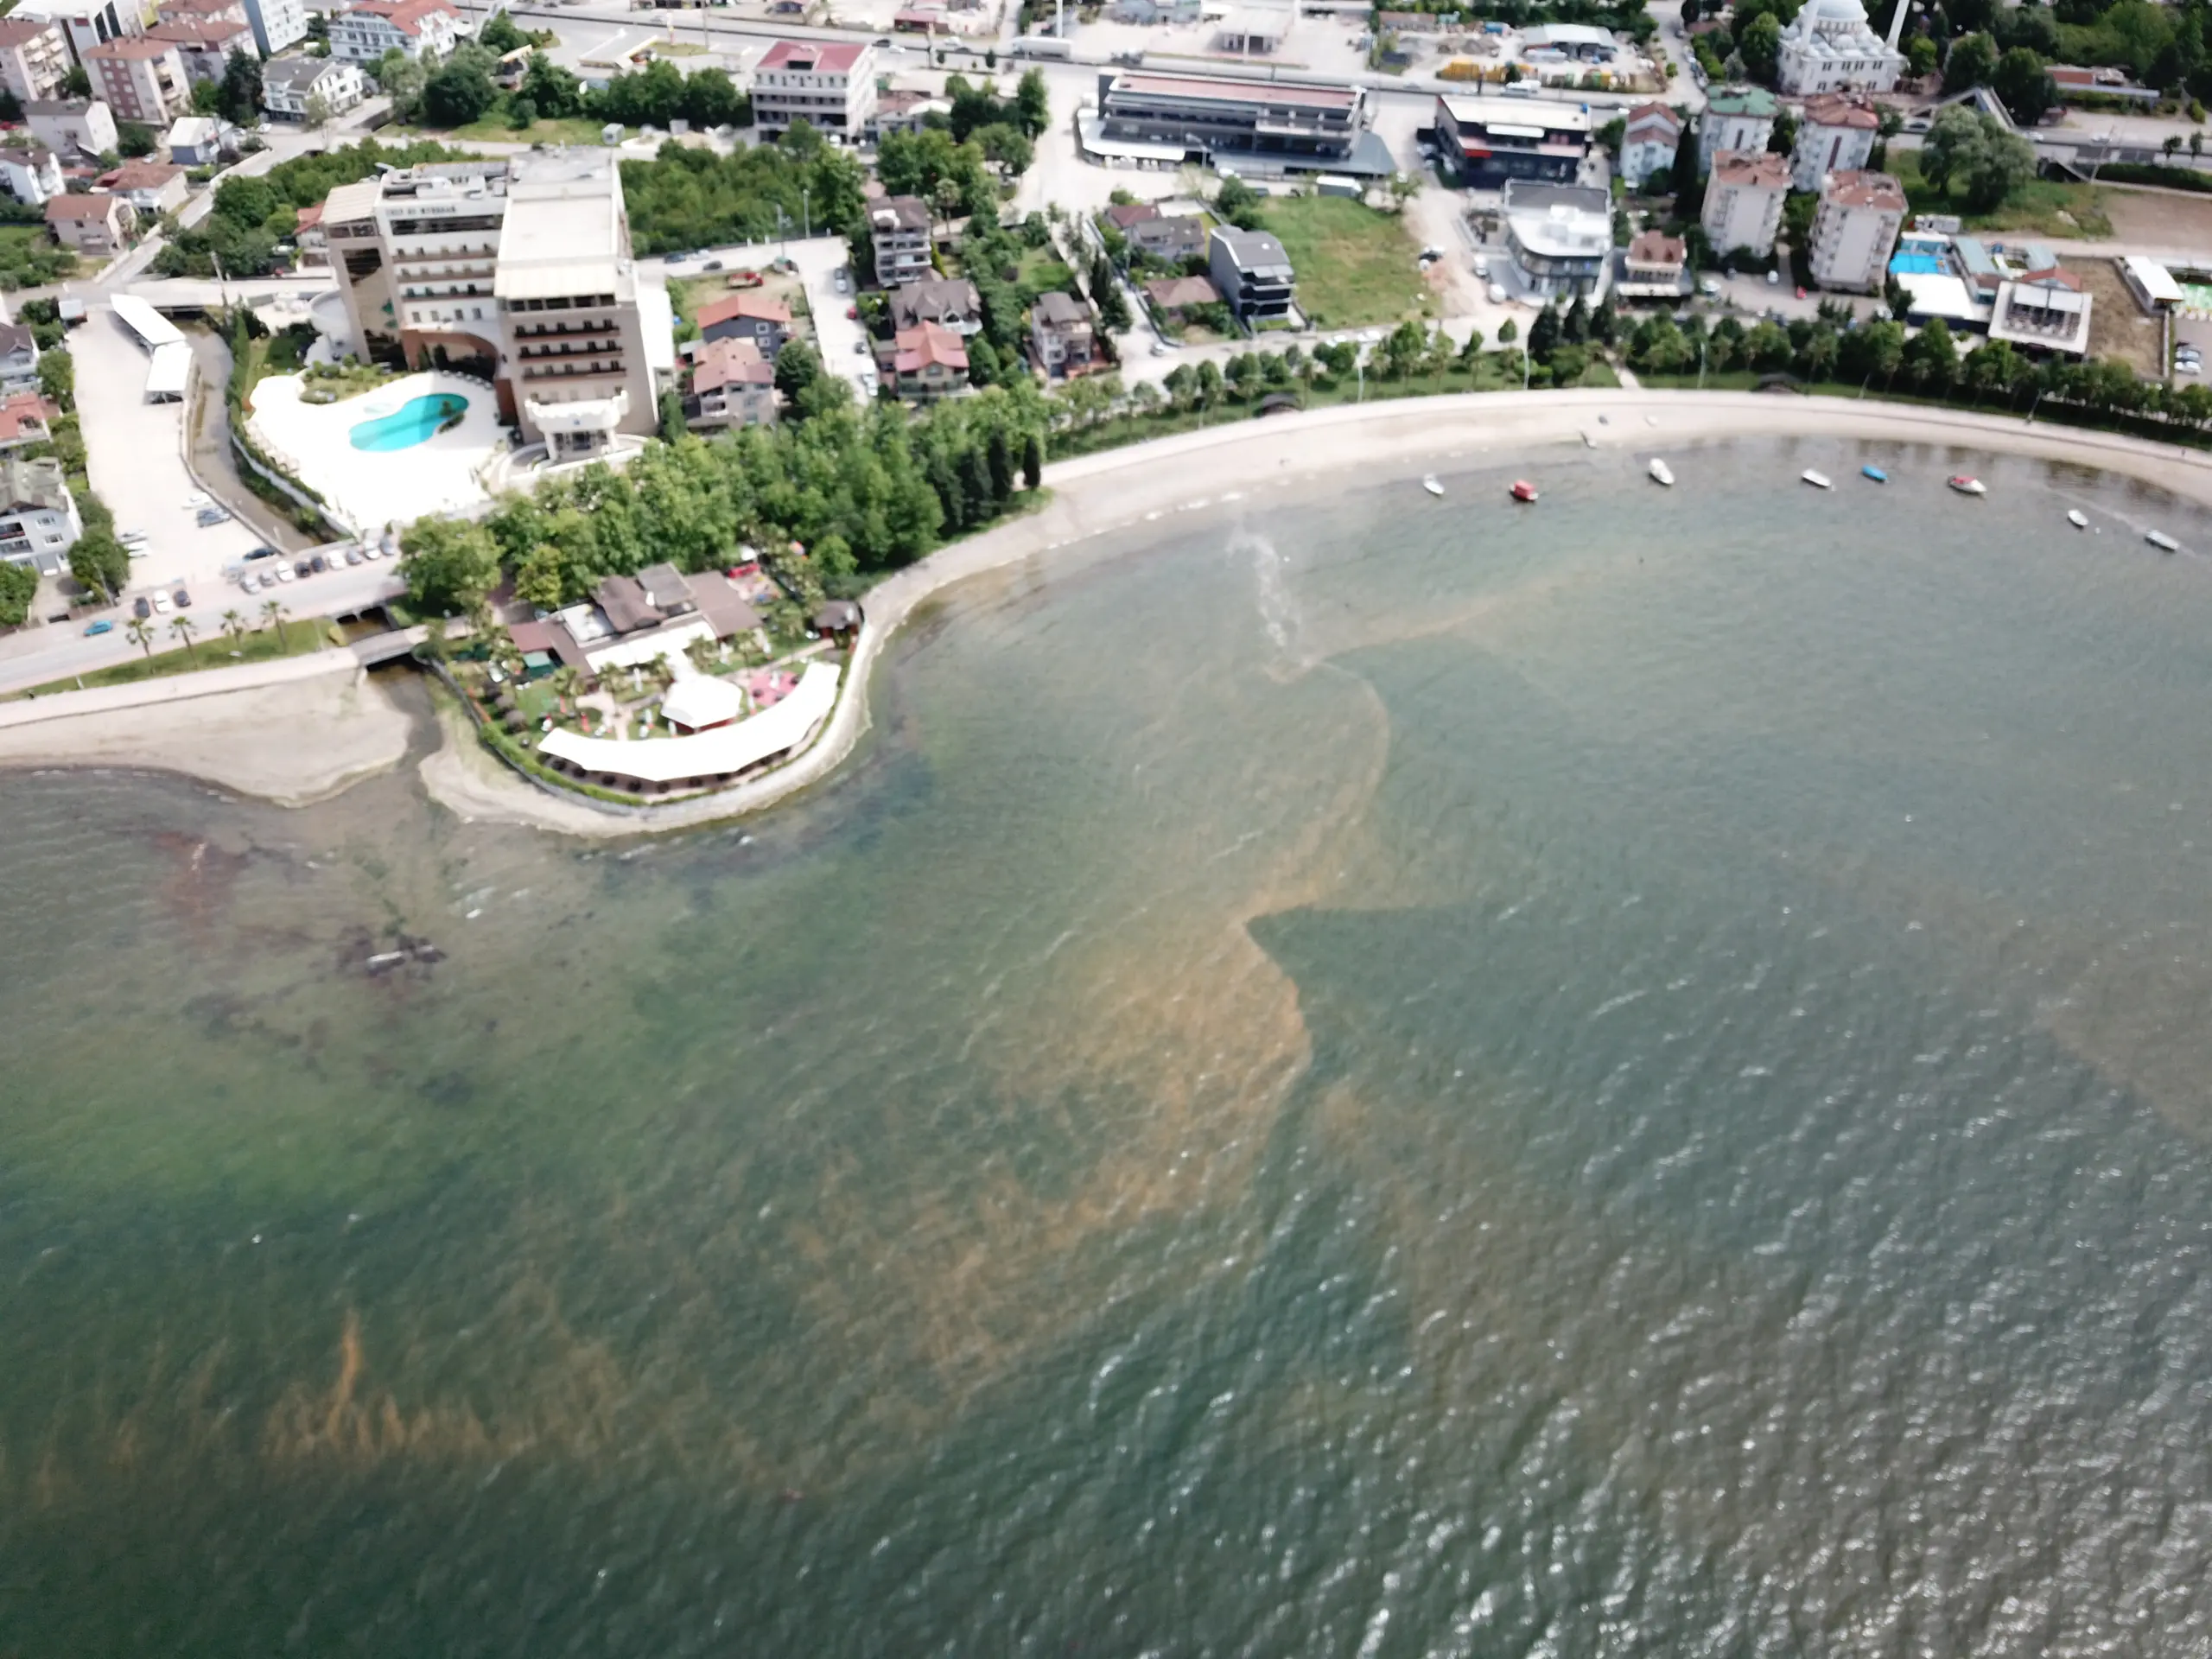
top-left (1890, 252), bottom-right (1946, 276)
top-left (349, 393), bottom-right (469, 452)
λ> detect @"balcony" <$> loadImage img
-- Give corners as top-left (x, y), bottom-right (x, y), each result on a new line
top-left (519, 359), bottom-right (626, 381)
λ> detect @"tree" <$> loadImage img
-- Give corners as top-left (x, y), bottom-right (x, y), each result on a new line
top-left (1993, 48), bottom-right (2056, 124)
top-left (523, 51), bottom-right (583, 118)
top-left (261, 598), bottom-right (289, 650)
top-left (1670, 119), bottom-right (1706, 216)
top-left (479, 10), bottom-right (530, 51)
top-left (401, 516), bottom-right (500, 615)
top-left (1214, 174), bottom-right (1266, 231)
top-left (1739, 11), bottom-right (1783, 82)
top-left (169, 613), bottom-right (200, 664)
top-left (972, 122), bottom-right (1033, 175)
top-left (1944, 30), bottom-right (1999, 92)
top-left (39, 347), bottom-right (73, 410)
top-left (1014, 67), bottom-right (1049, 137)
top-left (1089, 252), bottom-right (1130, 331)
top-left (304, 92), bottom-right (333, 130)
top-left (372, 49), bottom-right (428, 123)
top-left (1528, 302), bottom-right (1561, 361)
top-left (1388, 172), bottom-right (1420, 212)
top-left (69, 531), bottom-right (126, 602)
top-left (678, 67), bottom-right (747, 129)
top-left (1022, 430), bottom-right (1044, 490)
top-left (424, 58), bottom-right (499, 127)
top-left (220, 607), bottom-right (246, 647)
top-left (0, 559), bottom-right (35, 628)
top-left (1904, 316), bottom-right (1957, 387)
top-left (217, 48), bottom-right (262, 126)
top-left (774, 340), bottom-right (823, 409)
top-left (1907, 35), bottom-right (1938, 78)
top-left (1920, 104), bottom-right (1989, 193)
top-left (1885, 274), bottom-right (1913, 319)
top-left (1497, 317), bottom-right (1519, 344)
top-left (124, 617), bottom-right (156, 658)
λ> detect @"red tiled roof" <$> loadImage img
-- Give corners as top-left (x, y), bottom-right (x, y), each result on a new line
top-left (691, 335), bottom-right (775, 393)
top-left (44, 193), bottom-right (122, 221)
top-left (696, 290), bottom-right (791, 329)
top-left (1710, 149), bottom-right (1789, 190)
top-left (1627, 229), bottom-right (1684, 264)
top-left (149, 18), bottom-right (253, 43)
top-left (0, 17), bottom-right (59, 46)
top-left (0, 391), bottom-right (54, 442)
top-left (295, 200), bottom-right (325, 230)
top-left (758, 38), bottom-right (866, 72)
top-left (342, 0), bottom-right (458, 35)
top-left (86, 36), bottom-right (183, 58)
top-left (1821, 168), bottom-right (1904, 210)
top-left (101, 160), bottom-right (182, 190)
top-left (893, 321), bottom-right (967, 374)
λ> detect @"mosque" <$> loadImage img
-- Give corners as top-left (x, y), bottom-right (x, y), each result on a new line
top-left (1775, 0), bottom-right (1908, 95)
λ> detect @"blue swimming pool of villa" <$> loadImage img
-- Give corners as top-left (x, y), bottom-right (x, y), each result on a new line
top-left (1891, 251), bottom-right (1946, 275)
top-left (350, 393), bottom-right (469, 452)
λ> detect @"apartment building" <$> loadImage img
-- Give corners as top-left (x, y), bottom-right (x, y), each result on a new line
top-left (326, 149), bottom-right (663, 461)
top-left (156, 0), bottom-right (251, 29)
top-left (1434, 92), bottom-right (1592, 189)
top-left (84, 37), bottom-right (193, 125)
top-left (1700, 148), bottom-right (1789, 259)
top-left (750, 39), bottom-right (874, 139)
top-left (1789, 91), bottom-right (1879, 194)
top-left (27, 99), bottom-right (118, 160)
top-left (0, 455), bottom-right (79, 576)
top-left (0, 146), bottom-right (64, 207)
top-left (147, 15), bottom-right (256, 82)
top-left (868, 193), bottom-right (932, 286)
top-left (239, 0), bottom-right (305, 54)
top-left (328, 0), bottom-right (460, 64)
top-left (262, 54), bottom-right (365, 119)
top-left (8, 0), bottom-right (142, 68)
top-left (0, 17), bottom-right (73, 106)
top-left (1207, 225), bottom-right (1294, 324)
top-left (43, 190), bottom-right (135, 254)
top-left (1808, 168), bottom-right (1904, 293)
top-left (1697, 85), bottom-right (1778, 175)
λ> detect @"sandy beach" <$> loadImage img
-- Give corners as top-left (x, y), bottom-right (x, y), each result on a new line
top-left (8, 389), bottom-right (2212, 830)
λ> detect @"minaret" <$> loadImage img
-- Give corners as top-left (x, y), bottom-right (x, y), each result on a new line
top-left (1885, 0), bottom-right (1909, 54)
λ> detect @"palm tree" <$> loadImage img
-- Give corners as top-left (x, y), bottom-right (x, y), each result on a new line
top-left (169, 613), bottom-right (199, 664)
top-left (261, 598), bottom-right (288, 651)
top-left (124, 616), bottom-right (156, 659)
top-left (220, 607), bottom-right (247, 650)
top-left (550, 664), bottom-right (585, 715)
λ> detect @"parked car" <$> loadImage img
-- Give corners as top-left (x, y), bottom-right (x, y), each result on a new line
top-left (852, 338), bottom-right (868, 354)
top-left (196, 506), bottom-right (230, 526)
top-left (151, 591), bottom-right (172, 613)
top-left (295, 560), bottom-right (313, 578)
top-left (132, 595), bottom-right (151, 619)
top-left (1150, 340), bottom-right (1172, 356)
top-left (845, 304), bottom-right (858, 319)
top-left (702, 258), bottom-right (723, 271)
top-left (834, 270), bottom-right (850, 294)
top-left (172, 588), bottom-right (190, 608)
top-left (84, 618), bottom-right (112, 636)
top-left (359, 543), bottom-right (381, 561)
top-left (1765, 269), bottom-right (1780, 286)
top-left (345, 548), bottom-right (364, 566)
top-left (276, 564), bottom-right (296, 582)
top-left (240, 572), bottom-right (260, 593)
top-left (1699, 276), bottom-right (1721, 297)
top-left (2180, 359), bottom-right (2203, 375)
top-left (244, 544), bottom-right (278, 562)
top-left (1486, 282), bottom-right (1508, 303)
top-left (119, 528), bottom-right (147, 548)
top-left (311, 554), bottom-right (329, 573)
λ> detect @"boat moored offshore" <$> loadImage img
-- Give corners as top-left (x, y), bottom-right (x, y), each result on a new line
top-left (1802, 470), bottom-right (1833, 490)
top-left (2148, 529), bottom-right (2181, 552)
top-left (1649, 458), bottom-right (1674, 486)
top-left (1948, 475), bottom-right (1987, 497)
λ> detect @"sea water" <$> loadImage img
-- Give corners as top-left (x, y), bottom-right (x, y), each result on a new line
top-left (5, 436), bottom-right (2212, 1655)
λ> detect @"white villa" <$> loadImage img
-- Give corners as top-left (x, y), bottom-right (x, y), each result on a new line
top-left (1776, 0), bottom-right (1905, 95)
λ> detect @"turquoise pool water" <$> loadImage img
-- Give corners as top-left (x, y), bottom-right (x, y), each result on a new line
top-left (1891, 252), bottom-right (1946, 275)
top-left (349, 393), bottom-right (468, 452)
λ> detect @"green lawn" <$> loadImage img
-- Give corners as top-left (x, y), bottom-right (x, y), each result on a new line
top-left (1261, 195), bottom-right (1435, 330)
top-left (0, 223), bottom-right (77, 291)
top-left (397, 117), bottom-right (618, 146)
top-left (21, 617), bottom-right (334, 696)
top-left (1889, 150), bottom-right (2113, 239)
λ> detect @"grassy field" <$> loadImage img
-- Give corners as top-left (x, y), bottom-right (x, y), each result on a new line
top-left (397, 117), bottom-right (617, 146)
top-left (0, 222), bottom-right (77, 291)
top-left (22, 616), bottom-right (334, 696)
top-left (1261, 196), bottom-right (1436, 329)
top-left (1889, 151), bottom-right (2113, 239)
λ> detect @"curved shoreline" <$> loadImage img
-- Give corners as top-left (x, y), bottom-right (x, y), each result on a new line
top-left (11, 390), bottom-right (2212, 834)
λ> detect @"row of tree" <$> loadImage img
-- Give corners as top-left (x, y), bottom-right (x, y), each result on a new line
top-left (621, 131), bottom-right (867, 255)
top-left (375, 42), bottom-right (748, 134)
top-left (403, 388), bottom-right (1051, 618)
top-left (153, 137), bottom-right (462, 279)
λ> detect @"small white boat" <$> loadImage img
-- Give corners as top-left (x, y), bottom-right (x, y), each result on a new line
top-left (1948, 474), bottom-right (1987, 497)
top-left (2147, 529), bottom-right (2180, 552)
top-left (2067, 509), bottom-right (2088, 529)
top-left (1802, 469), bottom-right (1833, 490)
top-left (1648, 457), bottom-right (1674, 486)
top-left (1421, 474), bottom-right (1444, 497)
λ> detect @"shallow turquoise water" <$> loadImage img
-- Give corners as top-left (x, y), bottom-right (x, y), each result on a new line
top-left (6, 436), bottom-right (2212, 1653)
top-left (349, 392), bottom-right (467, 451)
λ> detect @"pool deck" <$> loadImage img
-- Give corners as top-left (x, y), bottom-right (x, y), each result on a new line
top-left (247, 370), bottom-right (503, 533)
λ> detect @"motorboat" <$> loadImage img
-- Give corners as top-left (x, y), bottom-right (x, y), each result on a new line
top-left (1861, 465), bottom-right (1888, 483)
top-left (1422, 474), bottom-right (1444, 497)
top-left (2147, 529), bottom-right (2180, 552)
top-left (2067, 509), bottom-right (2088, 529)
top-left (1948, 475), bottom-right (1987, 497)
top-left (1510, 480), bottom-right (1539, 503)
top-left (1649, 458), bottom-right (1674, 486)
top-left (1802, 470), bottom-right (1833, 490)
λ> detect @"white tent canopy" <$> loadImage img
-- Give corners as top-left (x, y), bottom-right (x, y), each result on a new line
top-left (540, 661), bottom-right (841, 786)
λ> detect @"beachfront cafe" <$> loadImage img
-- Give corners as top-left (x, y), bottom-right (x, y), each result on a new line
top-left (537, 659), bottom-right (843, 796)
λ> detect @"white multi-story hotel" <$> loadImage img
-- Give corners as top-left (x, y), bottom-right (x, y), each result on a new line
top-left (749, 39), bottom-right (875, 141)
top-left (1789, 91), bottom-right (1880, 193)
top-left (328, 0), bottom-right (460, 64)
top-left (325, 150), bottom-right (665, 461)
top-left (1775, 0), bottom-right (1905, 95)
top-left (1808, 168), bottom-right (1904, 293)
top-left (1701, 148), bottom-right (1789, 258)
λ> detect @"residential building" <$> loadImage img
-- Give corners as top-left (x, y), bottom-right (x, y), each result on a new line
top-left (147, 16), bottom-right (254, 81)
top-left (43, 191), bottom-right (134, 254)
top-left (2049, 63), bottom-right (2158, 104)
top-left (889, 276), bottom-right (981, 335)
top-left (0, 17), bottom-right (73, 106)
top-left (25, 99), bottom-right (117, 161)
top-left (1789, 91), bottom-right (1880, 193)
top-left (1618, 100), bottom-right (1681, 189)
top-left (0, 327), bottom-right (41, 393)
top-left (868, 87), bottom-right (949, 138)
top-left (0, 455), bottom-right (79, 575)
top-left (156, 0), bottom-right (251, 29)
top-left (1808, 168), bottom-right (1903, 292)
top-left (326, 151), bottom-right (664, 460)
top-left (1700, 148), bottom-right (1789, 258)
top-left (1142, 273), bottom-right (1220, 315)
top-left (0, 387), bottom-right (56, 447)
top-left (518, 563), bottom-right (766, 683)
top-left (262, 54), bottom-right (365, 121)
top-left (1615, 229), bottom-right (1688, 300)
top-left (0, 147), bottom-right (64, 207)
top-left (1109, 0), bottom-right (1199, 22)
top-left (696, 289), bottom-right (791, 357)
top-left (292, 196), bottom-right (327, 266)
top-left (1775, 0), bottom-right (1904, 95)
top-left (164, 112), bottom-right (224, 163)
top-left (84, 38), bottom-right (192, 125)
top-left (1207, 224), bottom-right (1294, 325)
top-left (328, 0), bottom-right (460, 64)
top-left (868, 194), bottom-right (932, 287)
top-left (1502, 179), bottom-right (1613, 300)
top-left (99, 158), bottom-right (188, 216)
top-left (1028, 289), bottom-right (1096, 378)
top-left (683, 334), bottom-right (777, 429)
top-left (889, 321), bottom-right (967, 398)
top-left (749, 39), bottom-right (874, 140)
top-left (1989, 265), bottom-right (2091, 355)
top-left (238, 0), bottom-right (305, 54)
top-left (1103, 200), bottom-right (1207, 263)
top-left (1698, 86), bottom-right (1778, 175)
top-left (7, 0), bottom-right (142, 68)
top-left (1095, 70), bottom-right (1387, 177)
top-left (1434, 92), bottom-right (1593, 188)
